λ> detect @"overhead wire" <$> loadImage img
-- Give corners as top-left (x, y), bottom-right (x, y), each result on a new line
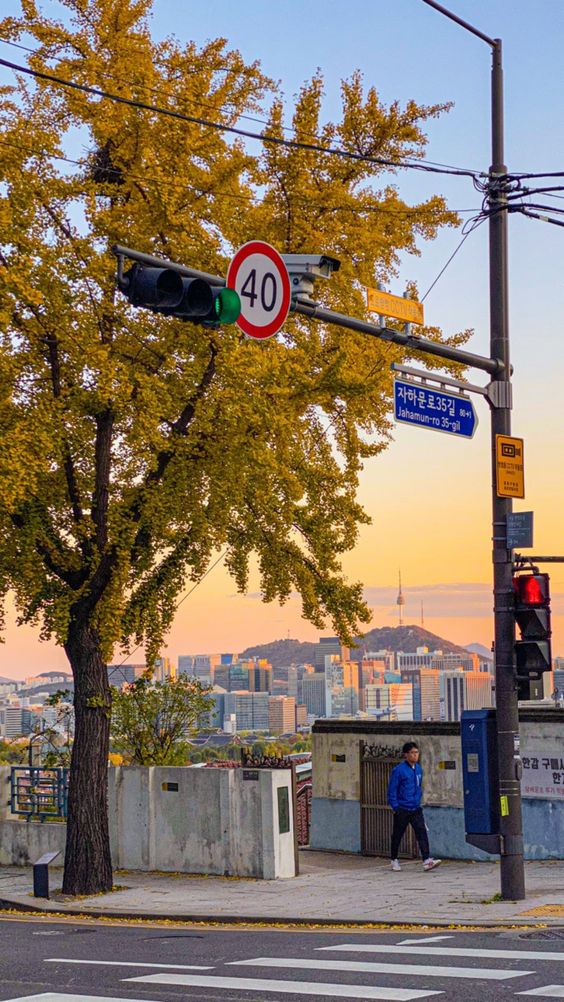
top-left (0, 36), bottom-right (483, 176)
top-left (0, 134), bottom-right (481, 217)
top-left (0, 54), bottom-right (483, 180)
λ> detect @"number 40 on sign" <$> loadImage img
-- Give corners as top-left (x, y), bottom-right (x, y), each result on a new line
top-left (226, 240), bottom-right (291, 340)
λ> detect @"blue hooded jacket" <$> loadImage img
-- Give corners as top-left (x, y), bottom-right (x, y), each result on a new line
top-left (387, 759), bottom-right (423, 811)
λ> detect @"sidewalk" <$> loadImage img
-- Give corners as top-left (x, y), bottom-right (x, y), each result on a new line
top-left (1, 851), bottom-right (563, 927)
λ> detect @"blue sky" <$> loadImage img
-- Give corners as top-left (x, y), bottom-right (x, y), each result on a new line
top-left (1, 0), bottom-right (564, 671)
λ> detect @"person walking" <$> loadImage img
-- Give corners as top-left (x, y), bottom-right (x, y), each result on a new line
top-left (387, 741), bottom-right (441, 872)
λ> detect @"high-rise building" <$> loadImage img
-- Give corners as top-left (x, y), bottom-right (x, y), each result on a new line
top-left (314, 637), bottom-right (350, 672)
top-left (365, 650), bottom-right (396, 672)
top-left (440, 670), bottom-right (494, 721)
top-left (299, 673), bottom-right (326, 717)
top-left (153, 656), bottom-right (173, 682)
top-left (268, 695), bottom-right (296, 734)
top-left (396, 648), bottom-right (436, 671)
top-left (440, 671), bottom-right (465, 722)
top-left (400, 668), bottom-right (440, 720)
top-left (365, 683), bottom-right (413, 721)
top-left (107, 664), bottom-right (137, 686)
top-left (248, 659), bottom-right (272, 693)
top-left (178, 654), bottom-right (215, 682)
top-left (0, 706), bottom-right (32, 737)
top-left (223, 691), bottom-right (270, 732)
top-left (324, 656), bottom-right (360, 717)
top-left (295, 704), bottom-right (308, 728)
top-left (464, 671), bottom-right (494, 710)
top-left (432, 652), bottom-right (480, 672)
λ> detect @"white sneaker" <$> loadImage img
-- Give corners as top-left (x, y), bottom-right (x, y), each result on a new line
top-left (423, 858), bottom-right (442, 871)
top-left (390, 859), bottom-right (401, 872)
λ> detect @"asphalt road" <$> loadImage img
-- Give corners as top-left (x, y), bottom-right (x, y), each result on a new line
top-left (0, 916), bottom-right (564, 1002)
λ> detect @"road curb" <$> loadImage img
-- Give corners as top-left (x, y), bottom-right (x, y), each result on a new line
top-left (1, 896), bottom-right (563, 929)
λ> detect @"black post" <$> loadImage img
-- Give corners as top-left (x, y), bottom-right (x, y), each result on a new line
top-left (421, 0), bottom-right (525, 900)
top-left (488, 39), bottom-right (525, 900)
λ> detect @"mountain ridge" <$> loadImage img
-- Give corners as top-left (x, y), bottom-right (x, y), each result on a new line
top-left (240, 624), bottom-right (472, 669)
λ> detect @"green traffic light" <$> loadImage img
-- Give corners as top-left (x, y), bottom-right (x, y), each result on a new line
top-left (213, 287), bottom-right (241, 324)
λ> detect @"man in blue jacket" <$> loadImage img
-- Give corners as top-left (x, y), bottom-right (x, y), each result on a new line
top-left (387, 741), bottom-right (441, 872)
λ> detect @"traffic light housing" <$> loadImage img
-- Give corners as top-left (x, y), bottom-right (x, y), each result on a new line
top-left (513, 572), bottom-right (552, 699)
top-left (119, 264), bottom-right (241, 325)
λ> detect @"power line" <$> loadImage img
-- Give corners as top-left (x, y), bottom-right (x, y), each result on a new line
top-left (0, 36), bottom-right (483, 176)
top-left (0, 55), bottom-right (482, 180)
top-left (421, 213), bottom-right (487, 301)
top-left (0, 34), bottom-right (298, 138)
top-left (515, 207), bottom-right (564, 229)
top-left (0, 135), bottom-right (480, 216)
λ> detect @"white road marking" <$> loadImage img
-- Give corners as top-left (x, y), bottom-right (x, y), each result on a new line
top-left (319, 944), bottom-right (564, 962)
top-left (228, 956), bottom-right (532, 981)
top-left (45, 958), bottom-right (212, 970)
top-left (517, 990), bottom-right (564, 998)
top-left (126, 972), bottom-right (442, 1000)
top-left (396, 937), bottom-right (454, 945)
top-left (0, 995), bottom-right (167, 1002)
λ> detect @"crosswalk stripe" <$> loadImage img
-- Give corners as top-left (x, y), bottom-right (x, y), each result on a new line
top-left (397, 937), bottom-right (454, 945)
top-left (45, 959), bottom-right (213, 970)
top-left (517, 989), bottom-right (564, 998)
top-left (318, 944), bottom-right (564, 962)
top-left (228, 956), bottom-right (533, 981)
top-left (125, 972), bottom-right (442, 1000)
top-left (0, 995), bottom-right (168, 1002)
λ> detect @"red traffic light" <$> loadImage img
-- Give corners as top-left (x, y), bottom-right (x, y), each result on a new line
top-left (513, 573), bottom-right (550, 607)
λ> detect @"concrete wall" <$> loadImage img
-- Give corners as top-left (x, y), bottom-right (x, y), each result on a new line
top-left (311, 711), bottom-right (564, 860)
top-left (0, 766), bottom-right (296, 879)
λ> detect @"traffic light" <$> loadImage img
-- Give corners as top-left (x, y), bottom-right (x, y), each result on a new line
top-left (119, 264), bottom-right (241, 325)
top-left (513, 571), bottom-right (552, 699)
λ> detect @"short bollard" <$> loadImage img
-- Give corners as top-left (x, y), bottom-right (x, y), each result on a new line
top-left (33, 851), bottom-right (60, 898)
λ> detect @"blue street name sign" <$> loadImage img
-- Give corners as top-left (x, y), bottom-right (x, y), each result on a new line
top-left (393, 378), bottom-right (478, 439)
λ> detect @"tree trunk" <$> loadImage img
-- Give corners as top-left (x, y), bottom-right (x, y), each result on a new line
top-left (62, 617), bottom-right (113, 895)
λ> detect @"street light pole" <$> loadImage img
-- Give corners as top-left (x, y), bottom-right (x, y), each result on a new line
top-left (422, 0), bottom-right (525, 900)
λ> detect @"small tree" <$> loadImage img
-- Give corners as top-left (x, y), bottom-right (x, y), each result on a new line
top-left (111, 674), bottom-right (211, 766)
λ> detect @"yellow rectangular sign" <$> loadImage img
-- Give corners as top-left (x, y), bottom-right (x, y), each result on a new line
top-left (367, 288), bottom-right (424, 326)
top-left (496, 435), bottom-right (525, 499)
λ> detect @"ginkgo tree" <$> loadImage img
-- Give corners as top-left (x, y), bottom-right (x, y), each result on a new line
top-left (0, 0), bottom-right (470, 894)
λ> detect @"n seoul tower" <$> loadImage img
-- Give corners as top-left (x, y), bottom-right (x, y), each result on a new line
top-left (396, 570), bottom-right (405, 626)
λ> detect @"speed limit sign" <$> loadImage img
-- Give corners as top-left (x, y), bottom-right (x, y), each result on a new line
top-left (226, 240), bottom-right (291, 340)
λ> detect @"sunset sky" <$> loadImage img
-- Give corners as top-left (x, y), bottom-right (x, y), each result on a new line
top-left (1, 0), bottom-right (563, 678)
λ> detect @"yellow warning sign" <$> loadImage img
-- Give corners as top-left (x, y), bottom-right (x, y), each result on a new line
top-left (496, 435), bottom-right (524, 499)
top-left (500, 795), bottom-right (509, 817)
top-left (366, 288), bottom-right (424, 326)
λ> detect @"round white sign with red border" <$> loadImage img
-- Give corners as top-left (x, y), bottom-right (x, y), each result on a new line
top-left (226, 240), bottom-right (291, 340)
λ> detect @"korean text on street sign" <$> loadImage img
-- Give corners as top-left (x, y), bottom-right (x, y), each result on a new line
top-left (496, 435), bottom-right (525, 498)
top-left (226, 240), bottom-right (291, 340)
top-left (393, 378), bottom-right (478, 439)
top-left (367, 288), bottom-right (424, 326)
top-left (507, 511), bottom-right (533, 549)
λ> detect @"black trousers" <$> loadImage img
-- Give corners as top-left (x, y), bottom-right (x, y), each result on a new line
top-left (390, 807), bottom-right (430, 860)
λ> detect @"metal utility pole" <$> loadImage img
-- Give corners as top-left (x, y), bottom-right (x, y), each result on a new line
top-left (422, 0), bottom-right (524, 900)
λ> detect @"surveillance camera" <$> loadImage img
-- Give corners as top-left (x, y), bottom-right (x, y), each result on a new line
top-left (282, 253), bottom-right (341, 301)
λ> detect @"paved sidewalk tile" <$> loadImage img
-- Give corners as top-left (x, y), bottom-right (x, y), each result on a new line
top-left (0, 853), bottom-right (562, 927)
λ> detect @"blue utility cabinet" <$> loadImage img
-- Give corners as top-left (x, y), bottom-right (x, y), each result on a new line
top-left (461, 708), bottom-right (501, 854)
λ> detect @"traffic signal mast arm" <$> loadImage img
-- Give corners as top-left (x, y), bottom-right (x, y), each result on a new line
top-left (112, 244), bottom-right (503, 377)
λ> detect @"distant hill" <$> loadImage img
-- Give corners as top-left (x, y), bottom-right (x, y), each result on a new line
top-left (464, 642), bottom-right (493, 662)
top-left (240, 625), bottom-right (469, 669)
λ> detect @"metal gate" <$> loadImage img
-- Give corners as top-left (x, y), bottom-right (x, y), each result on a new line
top-left (360, 745), bottom-right (418, 858)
